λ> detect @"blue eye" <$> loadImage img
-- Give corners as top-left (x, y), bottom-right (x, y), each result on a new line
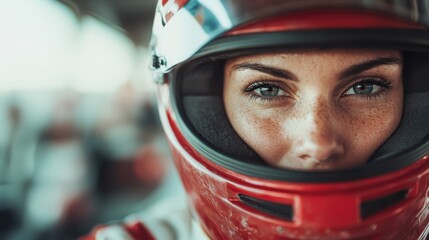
top-left (255, 85), bottom-right (280, 97)
top-left (344, 77), bottom-right (393, 96)
top-left (245, 82), bottom-right (288, 99)
top-left (345, 83), bottom-right (381, 95)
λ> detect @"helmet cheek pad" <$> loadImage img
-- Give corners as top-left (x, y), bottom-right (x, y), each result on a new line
top-left (178, 58), bottom-right (263, 164)
top-left (371, 51), bottom-right (429, 161)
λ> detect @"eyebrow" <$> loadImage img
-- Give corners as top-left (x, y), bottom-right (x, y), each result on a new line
top-left (339, 56), bottom-right (402, 79)
top-left (231, 62), bottom-right (298, 81)
top-left (231, 56), bottom-right (402, 81)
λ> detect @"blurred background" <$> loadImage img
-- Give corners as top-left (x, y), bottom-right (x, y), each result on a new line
top-left (0, 0), bottom-right (185, 239)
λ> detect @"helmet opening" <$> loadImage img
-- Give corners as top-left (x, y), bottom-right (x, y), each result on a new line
top-left (171, 41), bottom-right (429, 180)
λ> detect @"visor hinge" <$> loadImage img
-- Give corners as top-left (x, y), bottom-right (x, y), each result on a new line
top-left (151, 54), bottom-right (167, 70)
top-left (150, 53), bottom-right (169, 84)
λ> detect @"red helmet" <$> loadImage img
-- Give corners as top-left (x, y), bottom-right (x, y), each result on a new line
top-left (150, 1), bottom-right (429, 239)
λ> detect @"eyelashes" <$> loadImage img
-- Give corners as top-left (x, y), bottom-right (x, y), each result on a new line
top-left (242, 77), bottom-right (393, 102)
top-left (342, 77), bottom-right (392, 98)
top-left (243, 81), bottom-right (289, 102)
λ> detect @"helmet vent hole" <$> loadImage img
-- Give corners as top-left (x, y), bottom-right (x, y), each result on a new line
top-left (238, 194), bottom-right (293, 221)
top-left (361, 189), bottom-right (408, 219)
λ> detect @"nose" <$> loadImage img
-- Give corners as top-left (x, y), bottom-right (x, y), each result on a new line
top-left (293, 100), bottom-right (345, 163)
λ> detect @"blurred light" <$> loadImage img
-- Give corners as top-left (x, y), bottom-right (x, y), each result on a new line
top-left (0, 0), bottom-right (79, 92)
top-left (72, 16), bottom-right (136, 93)
top-left (0, 0), bottom-right (136, 94)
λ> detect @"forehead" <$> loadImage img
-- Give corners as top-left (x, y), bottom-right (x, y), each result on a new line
top-left (226, 49), bottom-right (402, 66)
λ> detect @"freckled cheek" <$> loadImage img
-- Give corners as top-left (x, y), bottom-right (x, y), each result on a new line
top-left (229, 106), bottom-right (291, 164)
top-left (343, 101), bottom-right (402, 157)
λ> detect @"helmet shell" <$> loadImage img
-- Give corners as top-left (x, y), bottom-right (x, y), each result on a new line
top-left (151, 1), bottom-right (429, 239)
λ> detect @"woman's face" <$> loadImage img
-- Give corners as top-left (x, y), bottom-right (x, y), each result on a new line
top-left (223, 49), bottom-right (403, 171)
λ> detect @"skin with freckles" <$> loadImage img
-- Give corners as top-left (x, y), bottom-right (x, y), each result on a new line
top-left (223, 49), bottom-right (403, 171)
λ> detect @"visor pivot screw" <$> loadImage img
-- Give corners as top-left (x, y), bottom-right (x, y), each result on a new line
top-left (159, 57), bottom-right (167, 67)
